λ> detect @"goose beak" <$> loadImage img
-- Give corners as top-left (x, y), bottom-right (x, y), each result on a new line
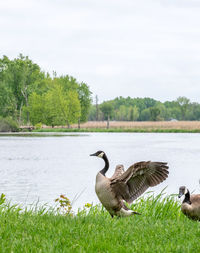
top-left (178, 194), bottom-right (182, 198)
top-left (90, 153), bottom-right (96, 156)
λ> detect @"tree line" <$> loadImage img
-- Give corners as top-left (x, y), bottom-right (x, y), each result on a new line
top-left (1, 54), bottom-right (200, 129)
top-left (89, 96), bottom-right (200, 122)
top-left (0, 54), bottom-right (92, 128)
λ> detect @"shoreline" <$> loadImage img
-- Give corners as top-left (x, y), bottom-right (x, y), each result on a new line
top-left (1, 128), bottom-right (200, 135)
top-left (32, 128), bottom-right (200, 133)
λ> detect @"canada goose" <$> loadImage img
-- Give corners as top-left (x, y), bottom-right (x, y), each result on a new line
top-left (178, 186), bottom-right (200, 221)
top-left (90, 150), bottom-right (169, 217)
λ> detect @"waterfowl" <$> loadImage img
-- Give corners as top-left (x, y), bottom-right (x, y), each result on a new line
top-left (90, 150), bottom-right (169, 217)
top-left (178, 186), bottom-right (200, 221)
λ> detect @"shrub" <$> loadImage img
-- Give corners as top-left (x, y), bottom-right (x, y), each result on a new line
top-left (35, 122), bottom-right (42, 129)
top-left (0, 117), bottom-right (19, 132)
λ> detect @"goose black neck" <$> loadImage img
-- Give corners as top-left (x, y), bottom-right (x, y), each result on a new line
top-left (183, 191), bottom-right (191, 205)
top-left (100, 154), bottom-right (109, 176)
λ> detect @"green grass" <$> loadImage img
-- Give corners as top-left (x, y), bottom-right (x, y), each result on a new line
top-left (33, 128), bottom-right (200, 133)
top-left (0, 192), bottom-right (199, 252)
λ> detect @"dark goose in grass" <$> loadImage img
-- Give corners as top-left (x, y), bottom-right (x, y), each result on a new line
top-left (178, 186), bottom-right (200, 221)
top-left (90, 150), bottom-right (169, 217)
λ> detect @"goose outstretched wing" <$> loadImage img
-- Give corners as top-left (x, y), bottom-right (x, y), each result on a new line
top-left (110, 161), bottom-right (169, 203)
top-left (110, 165), bottom-right (125, 180)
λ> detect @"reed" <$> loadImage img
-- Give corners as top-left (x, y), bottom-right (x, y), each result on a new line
top-left (71, 121), bottom-right (200, 130)
top-left (32, 121), bottom-right (200, 133)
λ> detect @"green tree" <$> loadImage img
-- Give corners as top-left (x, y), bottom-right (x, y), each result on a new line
top-left (77, 83), bottom-right (92, 128)
top-left (189, 103), bottom-right (200, 120)
top-left (0, 56), bottom-right (17, 117)
top-left (95, 95), bottom-right (99, 121)
top-left (0, 81), bottom-right (16, 117)
top-left (116, 105), bottom-right (127, 121)
top-left (154, 102), bottom-right (166, 121)
top-left (57, 75), bottom-right (79, 91)
top-left (65, 90), bottom-right (81, 127)
top-left (0, 54), bottom-right (45, 123)
top-left (100, 101), bottom-right (114, 128)
top-left (176, 96), bottom-right (190, 120)
top-left (140, 108), bottom-right (151, 121)
top-left (150, 107), bottom-right (160, 121)
top-left (44, 85), bottom-right (81, 127)
top-left (88, 105), bottom-right (97, 121)
top-left (0, 55), bottom-right (92, 126)
top-left (128, 106), bottom-right (139, 121)
top-left (52, 75), bottom-right (91, 127)
top-left (27, 92), bottom-right (46, 125)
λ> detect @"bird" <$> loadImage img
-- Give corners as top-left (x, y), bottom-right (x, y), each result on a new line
top-left (90, 150), bottom-right (169, 217)
top-left (178, 186), bottom-right (200, 221)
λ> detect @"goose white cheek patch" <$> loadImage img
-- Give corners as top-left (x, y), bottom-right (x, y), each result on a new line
top-left (98, 152), bottom-right (104, 158)
top-left (184, 187), bottom-right (188, 195)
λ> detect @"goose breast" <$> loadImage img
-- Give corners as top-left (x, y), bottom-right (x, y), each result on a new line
top-left (95, 172), bottom-right (119, 211)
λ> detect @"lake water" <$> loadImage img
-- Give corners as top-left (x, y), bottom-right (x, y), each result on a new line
top-left (0, 132), bottom-right (200, 210)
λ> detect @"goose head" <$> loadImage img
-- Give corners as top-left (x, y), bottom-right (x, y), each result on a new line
top-left (178, 186), bottom-right (189, 198)
top-left (90, 150), bottom-right (105, 158)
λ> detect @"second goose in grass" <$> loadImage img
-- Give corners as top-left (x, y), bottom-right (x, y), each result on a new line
top-left (90, 150), bottom-right (169, 217)
top-left (178, 186), bottom-right (200, 221)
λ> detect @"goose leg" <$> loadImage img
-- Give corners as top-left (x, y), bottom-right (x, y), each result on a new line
top-left (132, 211), bottom-right (141, 215)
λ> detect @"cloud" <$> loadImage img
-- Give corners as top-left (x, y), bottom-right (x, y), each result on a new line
top-left (1, 0), bottom-right (200, 103)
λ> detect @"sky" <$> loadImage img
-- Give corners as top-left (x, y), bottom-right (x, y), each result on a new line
top-left (1, 0), bottom-right (200, 103)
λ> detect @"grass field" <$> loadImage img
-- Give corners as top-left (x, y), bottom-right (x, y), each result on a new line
top-left (0, 192), bottom-right (199, 252)
top-left (72, 121), bottom-right (200, 130)
top-left (31, 121), bottom-right (200, 133)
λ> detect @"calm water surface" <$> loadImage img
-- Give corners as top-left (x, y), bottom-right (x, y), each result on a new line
top-left (0, 132), bottom-right (200, 210)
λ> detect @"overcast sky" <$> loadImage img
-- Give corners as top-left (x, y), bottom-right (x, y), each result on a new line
top-left (1, 0), bottom-right (200, 103)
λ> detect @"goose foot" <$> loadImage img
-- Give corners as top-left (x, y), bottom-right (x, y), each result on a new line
top-left (132, 211), bottom-right (141, 215)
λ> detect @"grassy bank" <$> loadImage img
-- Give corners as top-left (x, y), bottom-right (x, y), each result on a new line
top-left (30, 121), bottom-right (200, 133)
top-left (33, 127), bottom-right (200, 133)
top-left (0, 193), bottom-right (199, 252)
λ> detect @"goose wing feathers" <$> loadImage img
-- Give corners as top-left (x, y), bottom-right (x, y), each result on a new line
top-left (110, 165), bottom-right (125, 180)
top-left (190, 194), bottom-right (200, 203)
top-left (110, 161), bottom-right (169, 203)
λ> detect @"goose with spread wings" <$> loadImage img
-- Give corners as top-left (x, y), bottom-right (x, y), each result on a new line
top-left (90, 150), bottom-right (169, 217)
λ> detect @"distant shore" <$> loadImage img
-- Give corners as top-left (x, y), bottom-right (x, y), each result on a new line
top-left (27, 121), bottom-right (200, 133)
top-left (33, 128), bottom-right (200, 133)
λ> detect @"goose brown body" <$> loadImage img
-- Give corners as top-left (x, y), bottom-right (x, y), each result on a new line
top-left (95, 172), bottom-right (120, 216)
top-left (91, 151), bottom-right (169, 217)
top-left (179, 186), bottom-right (200, 221)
